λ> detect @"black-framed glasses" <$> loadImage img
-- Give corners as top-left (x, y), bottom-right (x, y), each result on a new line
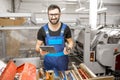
top-left (48, 13), bottom-right (60, 17)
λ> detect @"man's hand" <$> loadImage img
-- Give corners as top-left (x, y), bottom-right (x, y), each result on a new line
top-left (64, 47), bottom-right (71, 55)
top-left (40, 48), bottom-right (48, 56)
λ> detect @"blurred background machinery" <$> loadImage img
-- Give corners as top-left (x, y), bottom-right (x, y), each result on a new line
top-left (73, 25), bottom-right (120, 79)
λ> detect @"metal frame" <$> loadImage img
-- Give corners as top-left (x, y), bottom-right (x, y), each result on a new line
top-left (84, 26), bottom-right (106, 74)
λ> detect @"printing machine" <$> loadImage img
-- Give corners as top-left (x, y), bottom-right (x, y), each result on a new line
top-left (0, 25), bottom-right (117, 79)
top-left (73, 25), bottom-right (120, 76)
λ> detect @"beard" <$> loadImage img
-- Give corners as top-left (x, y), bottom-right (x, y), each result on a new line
top-left (49, 18), bottom-right (60, 25)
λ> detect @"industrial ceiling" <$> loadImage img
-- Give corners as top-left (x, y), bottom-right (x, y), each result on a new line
top-left (15, 0), bottom-right (86, 13)
top-left (7, 0), bottom-right (120, 25)
top-left (14, 0), bottom-right (120, 13)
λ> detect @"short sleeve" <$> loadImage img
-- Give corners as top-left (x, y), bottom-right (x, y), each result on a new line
top-left (37, 27), bottom-right (46, 42)
top-left (64, 26), bottom-right (72, 39)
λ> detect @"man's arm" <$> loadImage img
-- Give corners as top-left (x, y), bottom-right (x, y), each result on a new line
top-left (35, 40), bottom-right (43, 53)
top-left (66, 37), bottom-right (74, 49)
top-left (64, 37), bottom-right (74, 55)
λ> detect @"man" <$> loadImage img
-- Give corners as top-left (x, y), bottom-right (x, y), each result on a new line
top-left (36, 4), bottom-right (74, 71)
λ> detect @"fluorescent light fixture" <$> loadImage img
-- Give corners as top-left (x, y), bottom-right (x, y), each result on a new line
top-left (41, 8), bottom-right (47, 13)
top-left (83, 9), bottom-right (89, 12)
top-left (41, 10), bottom-right (45, 12)
top-left (66, 0), bottom-right (77, 1)
top-left (61, 8), bottom-right (66, 12)
top-left (75, 7), bottom-right (85, 12)
top-left (97, 7), bottom-right (107, 12)
top-left (41, 9), bottom-right (47, 13)
top-left (36, 18), bottom-right (43, 21)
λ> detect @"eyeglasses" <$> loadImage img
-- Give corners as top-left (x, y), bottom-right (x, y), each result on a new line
top-left (48, 13), bottom-right (60, 17)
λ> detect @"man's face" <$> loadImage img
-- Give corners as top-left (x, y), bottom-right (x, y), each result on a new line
top-left (48, 9), bottom-right (61, 25)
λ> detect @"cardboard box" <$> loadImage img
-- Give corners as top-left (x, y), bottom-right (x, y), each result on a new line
top-left (0, 17), bottom-right (26, 26)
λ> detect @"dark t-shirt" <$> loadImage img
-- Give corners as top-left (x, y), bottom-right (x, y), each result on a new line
top-left (37, 23), bottom-right (72, 44)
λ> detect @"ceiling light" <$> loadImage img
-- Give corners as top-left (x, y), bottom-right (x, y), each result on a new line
top-left (97, 7), bottom-right (107, 12)
top-left (36, 18), bottom-right (43, 21)
top-left (41, 9), bottom-right (47, 13)
top-left (75, 7), bottom-right (85, 12)
top-left (83, 9), bottom-right (89, 12)
top-left (66, 0), bottom-right (77, 1)
top-left (61, 8), bottom-right (66, 12)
